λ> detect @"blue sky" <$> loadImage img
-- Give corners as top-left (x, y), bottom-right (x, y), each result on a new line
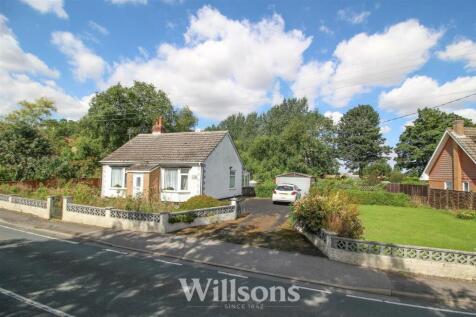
top-left (1, 0), bottom-right (476, 148)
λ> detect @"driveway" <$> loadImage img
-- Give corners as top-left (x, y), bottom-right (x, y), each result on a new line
top-left (177, 198), bottom-right (322, 256)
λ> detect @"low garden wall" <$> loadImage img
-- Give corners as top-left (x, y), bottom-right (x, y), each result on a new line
top-left (0, 194), bottom-right (53, 219)
top-left (296, 225), bottom-right (476, 280)
top-left (62, 196), bottom-right (238, 233)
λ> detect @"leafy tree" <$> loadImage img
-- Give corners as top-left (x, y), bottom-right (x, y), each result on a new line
top-left (0, 122), bottom-right (53, 180)
top-left (362, 159), bottom-right (392, 178)
top-left (80, 82), bottom-right (197, 156)
top-left (4, 97), bottom-right (56, 126)
top-left (208, 98), bottom-right (338, 180)
top-left (337, 105), bottom-right (389, 176)
top-left (395, 108), bottom-right (474, 176)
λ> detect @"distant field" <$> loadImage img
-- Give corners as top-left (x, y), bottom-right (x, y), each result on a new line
top-left (359, 205), bottom-right (476, 252)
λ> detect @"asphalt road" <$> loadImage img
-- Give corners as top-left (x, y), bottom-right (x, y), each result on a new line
top-left (0, 224), bottom-right (474, 317)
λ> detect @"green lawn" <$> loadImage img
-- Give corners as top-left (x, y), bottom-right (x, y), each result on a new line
top-left (359, 205), bottom-right (476, 252)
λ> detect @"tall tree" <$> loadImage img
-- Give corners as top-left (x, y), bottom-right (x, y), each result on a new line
top-left (207, 98), bottom-right (338, 180)
top-left (0, 122), bottom-right (53, 180)
top-left (395, 108), bottom-right (474, 175)
top-left (337, 105), bottom-right (389, 176)
top-left (80, 82), bottom-right (197, 156)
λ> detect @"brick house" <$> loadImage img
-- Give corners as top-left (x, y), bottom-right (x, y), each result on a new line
top-left (421, 120), bottom-right (476, 192)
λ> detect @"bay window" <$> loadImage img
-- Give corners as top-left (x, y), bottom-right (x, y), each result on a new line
top-left (163, 168), bottom-right (190, 191)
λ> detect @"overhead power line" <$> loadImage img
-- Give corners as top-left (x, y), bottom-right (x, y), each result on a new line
top-left (381, 91), bottom-right (476, 124)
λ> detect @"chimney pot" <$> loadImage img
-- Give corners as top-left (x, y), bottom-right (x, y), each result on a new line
top-left (453, 120), bottom-right (464, 136)
top-left (152, 116), bottom-right (166, 134)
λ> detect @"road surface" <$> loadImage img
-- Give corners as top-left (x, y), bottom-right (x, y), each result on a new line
top-left (0, 223), bottom-right (474, 317)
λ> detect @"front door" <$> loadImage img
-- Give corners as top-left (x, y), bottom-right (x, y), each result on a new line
top-left (132, 173), bottom-right (144, 198)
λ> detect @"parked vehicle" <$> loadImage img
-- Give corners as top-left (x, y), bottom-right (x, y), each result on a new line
top-left (272, 184), bottom-right (301, 204)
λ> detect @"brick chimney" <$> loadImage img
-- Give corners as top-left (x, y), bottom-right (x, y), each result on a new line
top-left (453, 120), bottom-right (464, 136)
top-left (152, 116), bottom-right (166, 134)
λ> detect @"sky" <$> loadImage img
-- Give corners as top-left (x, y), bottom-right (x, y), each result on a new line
top-left (1, 0), bottom-right (476, 148)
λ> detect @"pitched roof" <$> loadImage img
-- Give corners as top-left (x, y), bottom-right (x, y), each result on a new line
top-left (449, 127), bottom-right (476, 162)
top-left (101, 131), bottom-right (228, 164)
top-left (420, 127), bottom-right (476, 180)
top-left (276, 172), bottom-right (315, 178)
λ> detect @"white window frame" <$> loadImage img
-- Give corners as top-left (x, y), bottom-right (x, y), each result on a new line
top-left (444, 181), bottom-right (453, 190)
top-left (462, 181), bottom-right (470, 192)
top-left (229, 168), bottom-right (236, 189)
top-left (110, 167), bottom-right (126, 189)
top-left (162, 167), bottom-right (191, 192)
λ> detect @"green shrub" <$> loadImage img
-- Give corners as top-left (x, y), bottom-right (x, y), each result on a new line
top-left (344, 189), bottom-right (411, 207)
top-left (179, 195), bottom-right (227, 210)
top-left (168, 213), bottom-right (196, 224)
top-left (456, 210), bottom-right (476, 220)
top-left (255, 180), bottom-right (276, 198)
top-left (292, 191), bottom-right (363, 239)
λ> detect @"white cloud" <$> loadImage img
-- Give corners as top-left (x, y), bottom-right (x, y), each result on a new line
top-left (88, 21), bottom-right (109, 36)
top-left (0, 15), bottom-right (58, 78)
top-left (292, 20), bottom-right (442, 108)
top-left (270, 81), bottom-right (284, 106)
top-left (319, 23), bottom-right (333, 35)
top-left (51, 31), bottom-right (107, 82)
top-left (0, 17), bottom-right (89, 119)
top-left (107, 0), bottom-right (147, 5)
top-left (380, 125), bottom-right (391, 134)
top-left (0, 71), bottom-right (88, 119)
top-left (454, 108), bottom-right (476, 123)
top-left (337, 9), bottom-right (370, 25)
top-left (291, 61), bottom-right (334, 106)
top-left (324, 111), bottom-right (343, 124)
top-left (437, 39), bottom-right (476, 71)
top-left (378, 75), bottom-right (476, 114)
top-left (20, 0), bottom-right (68, 19)
top-left (105, 6), bottom-right (311, 119)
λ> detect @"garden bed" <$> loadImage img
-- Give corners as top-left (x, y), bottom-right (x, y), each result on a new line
top-left (359, 204), bottom-right (476, 252)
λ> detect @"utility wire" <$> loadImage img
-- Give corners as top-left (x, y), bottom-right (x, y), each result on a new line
top-left (381, 91), bottom-right (476, 124)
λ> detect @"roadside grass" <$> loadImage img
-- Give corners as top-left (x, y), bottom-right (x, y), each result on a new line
top-left (359, 204), bottom-right (476, 252)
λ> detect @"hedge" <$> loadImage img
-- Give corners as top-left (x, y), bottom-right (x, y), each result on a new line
top-left (344, 189), bottom-right (411, 207)
top-left (255, 180), bottom-right (276, 198)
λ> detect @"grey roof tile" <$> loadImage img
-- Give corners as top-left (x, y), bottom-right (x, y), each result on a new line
top-left (101, 131), bottom-right (228, 163)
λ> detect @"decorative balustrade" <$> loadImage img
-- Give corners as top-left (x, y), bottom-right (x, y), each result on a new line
top-left (0, 194), bottom-right (10, 202)
top-left (330, 235), bottom-right (476, 266)
top-left (11, 196), bottom-right (47, 209)
top-left (110, 209), bottom-right (161, 222)
top-left (66, 203), bottom-right (106, 216)
top-left (168, 205), bottom-right (235, 223)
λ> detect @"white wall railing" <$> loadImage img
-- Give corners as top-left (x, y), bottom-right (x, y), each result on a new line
top-left (296, 224), bottom-right (476, 280)
top-left (0, 194), bottom-right (54, 219)
top-left (62, 196), bottom-right (239, 233)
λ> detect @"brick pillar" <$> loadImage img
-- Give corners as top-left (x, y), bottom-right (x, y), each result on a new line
top-left (63, 196), bottom-right (72, 214)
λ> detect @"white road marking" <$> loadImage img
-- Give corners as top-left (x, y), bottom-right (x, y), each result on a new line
top-left (103, 248), bottom-right (128, 255)
top-left (0, 286), bottom-right (74, 317)
top-left (0, 224), bottom-right (78, 245)
top-left (217, 271), bottom-right (248, 279)
top-left (347, 294), bottom-right (476, 316)
top-left (296, 285), bottom-right (332, 294)
top-left (154, 258), bottom-right (183, 266)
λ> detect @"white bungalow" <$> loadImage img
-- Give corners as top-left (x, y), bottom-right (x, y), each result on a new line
top-left (99, 118), bottom-right (244, 202)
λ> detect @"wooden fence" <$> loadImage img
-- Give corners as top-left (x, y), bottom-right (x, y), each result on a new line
top-left (386, 183), bottom-right (476, 210)
top-left (385, 183), bottom-right (428, 197)
top-left (428, 188), bottom-right (476, 210)
top-left (0, 178), bottom-right (101, 190)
